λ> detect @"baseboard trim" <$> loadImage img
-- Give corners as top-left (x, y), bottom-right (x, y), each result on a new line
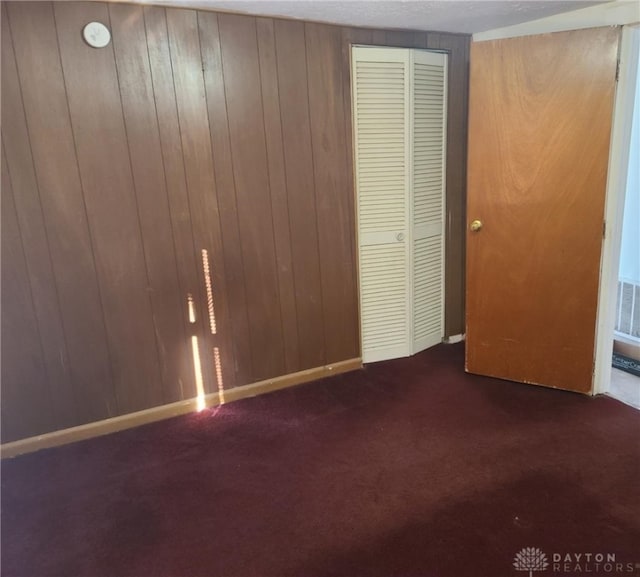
top-left (444, 333), bottom-right (465, 344)
top-left (1, 357), bottom-right (362, 459)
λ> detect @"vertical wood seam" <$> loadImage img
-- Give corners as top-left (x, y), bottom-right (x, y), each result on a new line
top-left (159, 7), bottom-right (216, 395)
top-left (107, 4), bottom-right (166, 400)
top-left (140, 7), bottom-right (191, 378)
top-left (273, 21), bottom-right (302, 365)
top-left (51, 3), bottom-right (119, 415)
top-left (1, 137), bottom-right (56, 430)
top-left (1, 2), bottom-right (471, 437)
top-left (303, 22), bottom-right (327, 366)
top-left (254, 19), bottom-right (289, 371)
top-left (159, 6), bottom-right (211, 371)
top-left (3, 7), bottom-right (76, 426)
top-left (340, 31), bottom-right (360, 355)
top-left (198, 10), bottom-right (255, 383)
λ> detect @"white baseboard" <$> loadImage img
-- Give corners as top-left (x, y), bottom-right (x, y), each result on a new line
top-left (444, 333), bottom-right (465, 344)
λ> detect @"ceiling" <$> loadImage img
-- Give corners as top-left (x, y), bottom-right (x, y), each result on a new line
top-left (145, 0), bottom-right (608, 34)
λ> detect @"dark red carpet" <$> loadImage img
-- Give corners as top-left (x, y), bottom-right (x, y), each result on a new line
top-left (2, 344), bottom-right (639, 577)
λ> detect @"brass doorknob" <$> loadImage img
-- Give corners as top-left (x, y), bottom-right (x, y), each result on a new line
top-left (470, 220), bottom-right (483, 232)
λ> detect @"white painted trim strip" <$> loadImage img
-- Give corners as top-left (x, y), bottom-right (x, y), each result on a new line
top-left (474, 0), bottom-right (639, 42)
top-left (593, 25), bottom-right (639, 396)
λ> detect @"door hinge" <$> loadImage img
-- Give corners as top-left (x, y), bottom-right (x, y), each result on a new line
top-left (615, 59), bottom-right (620, 82)
top-left (603, 220), bottom-right (607, 239)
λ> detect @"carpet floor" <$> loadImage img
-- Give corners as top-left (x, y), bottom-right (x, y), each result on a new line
top-left (1, 344), bottom-right (639, 577)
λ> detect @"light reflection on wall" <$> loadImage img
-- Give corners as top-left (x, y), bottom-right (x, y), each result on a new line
top-left (186, 248), bottom-right (226, 413)
top-left (214, 346), bottom-right (225, 403)
top-left (191, 335), bottom-right (206, 412)
top-left (187, 293), bottom-right (205, 410)
top-left (187, 293), bottom-right (196, 324)
top-left (202, 249), bottom-right (217, 335)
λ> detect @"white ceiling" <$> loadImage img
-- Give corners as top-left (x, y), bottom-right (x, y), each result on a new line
top-left (145, 0), bottom-right (609, 34)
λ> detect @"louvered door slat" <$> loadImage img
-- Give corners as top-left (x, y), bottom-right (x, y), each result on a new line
top-left (353, 46), bottom-right (446, 363)
top-left (412, 51), bottom-right (447, 354)
top-left (353, 47), bottom-right (411, 363)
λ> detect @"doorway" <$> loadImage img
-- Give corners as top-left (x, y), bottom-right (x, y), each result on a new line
top-left (609, 26), bottom-right (640, 408)
top-left (594, 24), bottom-right (640, 407)
top-left (351, 46), bottom-right (448, 363)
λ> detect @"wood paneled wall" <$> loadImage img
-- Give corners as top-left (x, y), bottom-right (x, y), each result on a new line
top-left (1, 1), bottom-right (470, 442)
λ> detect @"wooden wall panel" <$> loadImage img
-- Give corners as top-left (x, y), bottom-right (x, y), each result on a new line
top-left (109, 3), bottom-right (190, 404)
top-left (372, 30), bottom-right (387, 45)
top-left (385, 30), bottom-right (419, 47)
top-left (340, 28), bottom-right (375, 358)
top-left (1, 0), bottom-right (470, 442)
top-left (198, 11), bottom-right (253, 387)
top-left (413, 31), bottom-right (430, 49)
top-left (306, 23), bottom-right (359, 363)
top-left (256, 17), bottom-right (300, 374)
top-left (217, 14), bottom-right (286, 380)
top-left (165, 8), bottom-right (236, 390)
top-left (1, 145), bottom-right (55, 440)
top-left (275, 19), bottom-right (326, 370)
top-left (1, 5), bottom-right (76, 430)
top-left (5, 2), bottom-right (116, 426)
top-left (142, 6), bottom-right (211, 399)
top-left (54, 1), bottom-right (164, 414)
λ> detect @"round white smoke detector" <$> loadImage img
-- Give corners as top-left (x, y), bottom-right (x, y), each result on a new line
top-left (82, 22), bottom-right (111, 49)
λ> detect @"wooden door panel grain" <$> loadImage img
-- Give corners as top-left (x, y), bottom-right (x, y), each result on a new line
top-left (54, 1), bottom-right (164, 412)
top-left (466, 28), bottom-right (619, 392)
top-left (5, 1), bottom-right (116, 424)
top-left (275, 19), bottom-right (326, 370)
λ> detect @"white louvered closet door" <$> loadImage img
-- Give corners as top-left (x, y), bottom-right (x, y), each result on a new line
top-left (353, 46), bottom-right (447, 364)
top-left (411, 50), bottom-right (447, 354)
top-left (353, 47), bottom-right (411, 363)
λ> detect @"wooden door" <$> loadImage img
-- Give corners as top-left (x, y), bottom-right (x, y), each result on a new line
top-left (466, 28), bottom-right (620, 393)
